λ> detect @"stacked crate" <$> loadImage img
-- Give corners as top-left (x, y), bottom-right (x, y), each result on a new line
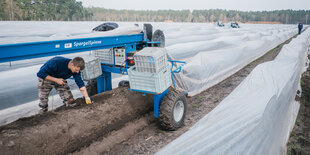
top-left (93, 48), bottom-right (114, 65)
top-left (128, 47), bottom-right (171, 93)
top-left (80, 56), bottom-right (102, 81)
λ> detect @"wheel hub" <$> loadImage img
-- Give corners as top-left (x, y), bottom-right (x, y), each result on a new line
top-left (174, 100), bottom-right (184, 122)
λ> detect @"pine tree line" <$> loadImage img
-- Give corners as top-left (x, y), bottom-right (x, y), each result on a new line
top-left (0, 0), bottom-right (309, 24)
top-left (88, 8), bottom-right (310, 24)
top-left (0, 0), bottom-right (92, 21)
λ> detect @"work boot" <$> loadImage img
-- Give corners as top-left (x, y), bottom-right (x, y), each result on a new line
top-left (39, 104), bottom-right (48, 113)
top-left (65, 98), bottom-right (77, 107)
top-left (66, 102), bottom-right (77, 107)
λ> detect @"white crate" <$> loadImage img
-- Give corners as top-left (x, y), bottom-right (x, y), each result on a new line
top-left (81, 56), bottom-right (102, 81)
top-left (134, 47), bottom-right (168, 73)
top-left (128, 65), bottom-right (171, 93)
top-left (93, 48), bottom-right (114, 65)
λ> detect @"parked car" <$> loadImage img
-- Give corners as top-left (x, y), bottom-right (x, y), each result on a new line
top-left (231, 22), bottom-right (240, 28)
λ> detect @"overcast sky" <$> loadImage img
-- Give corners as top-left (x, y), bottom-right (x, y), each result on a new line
top-left (76, 0), bottom-right (310, 11)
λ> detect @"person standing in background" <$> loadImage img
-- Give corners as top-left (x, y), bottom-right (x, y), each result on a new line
top-left (298, 23), bottom-right (303, 35)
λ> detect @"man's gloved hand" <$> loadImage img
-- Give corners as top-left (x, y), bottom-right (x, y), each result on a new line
top-left (85, 97), bottom-right (92, 104)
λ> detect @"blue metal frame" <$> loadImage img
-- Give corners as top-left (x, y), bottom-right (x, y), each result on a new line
top-left (0, 33), bottom-right (145, 94)
top-left (130, 88), bottom-right (169, 118)
top-left (0, 33), bottom-right (143, 63)
top-left (129, 60), bottom-right (186, 118)
top-left (97, 72), bottom-right (112, 93)
top-left (168, 60), bottom-right (186, 89)
top-left (154, 89), bottom-right (169, 118)
top-left (0, 30), bottom-right (186, 119)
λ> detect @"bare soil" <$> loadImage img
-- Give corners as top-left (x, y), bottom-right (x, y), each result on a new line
top-left (0, 35), bottom-right (297, 155)
top-left (0, 88), bottom-right (153, 155)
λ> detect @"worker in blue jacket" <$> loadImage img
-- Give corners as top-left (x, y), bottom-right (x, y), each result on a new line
top-left (37, 56), bottom-right (92, 112)
top-left (298, 23), bottom-right (303, 35)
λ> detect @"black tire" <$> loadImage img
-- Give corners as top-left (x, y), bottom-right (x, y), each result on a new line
top-left (86, 79), bottom-right (97, 96)
top-left (143, 23), bottom-right (153, 41)
top-left (118, 80), bottom-right (130, 87)
top-left (152, 29), bottom-right (165, 47)
top-left (159, 87), bottom-right (187, 131)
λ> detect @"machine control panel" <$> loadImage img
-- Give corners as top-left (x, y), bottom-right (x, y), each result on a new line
top-left (114, 47), bottom-right (126, 66)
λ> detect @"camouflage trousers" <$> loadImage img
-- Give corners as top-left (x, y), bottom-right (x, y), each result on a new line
top-left (38, 78), bottom-right (74, 108)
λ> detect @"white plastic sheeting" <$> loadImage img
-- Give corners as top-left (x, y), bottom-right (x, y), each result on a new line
top-left (168, 24), bottom-right (297, 96)
top-left (0, 21), bottom-right (141, 44)
top-left (0, 22), bottom-right (300, 125)
top-left (157, 28), bottom-right (310, 155)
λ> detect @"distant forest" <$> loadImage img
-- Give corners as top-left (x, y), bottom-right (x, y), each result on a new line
top-left (0, 0), bottom-right (92, 20)
top-left (0, 0), bottom-right (309, 24)
top-left (88, 8), bottom-right (310, 24)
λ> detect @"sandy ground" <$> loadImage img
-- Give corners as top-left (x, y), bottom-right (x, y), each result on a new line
top-left (0, 35), bottom-right (297, 155)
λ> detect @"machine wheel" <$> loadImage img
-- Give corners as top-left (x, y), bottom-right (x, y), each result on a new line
top-left (118, 80), bottom-right (130, 87)
top-left (143, 23), bottom-right (153, 41)
top-left (86, 79), bottom-right (97, 96)
top-left (152, 29), bottom-right (165, 47)
top-left (159, 87), bottom-right (187, 131)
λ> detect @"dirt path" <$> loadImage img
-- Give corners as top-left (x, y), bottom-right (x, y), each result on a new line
top-left (0, 35), bottom-right (297, 155)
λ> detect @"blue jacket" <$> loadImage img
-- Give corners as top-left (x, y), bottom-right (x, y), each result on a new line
top-left (298, 23), bottom-right (303, 29)
top-left (37, 56), bottom-right (85, 88)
